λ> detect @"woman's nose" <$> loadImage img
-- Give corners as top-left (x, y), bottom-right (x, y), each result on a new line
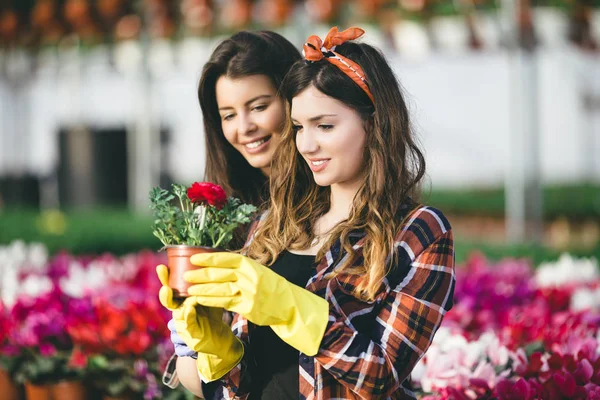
top-left (296, 128), bottom-right (319, 154)
top-left (237, 112), bottom-right (257, 136)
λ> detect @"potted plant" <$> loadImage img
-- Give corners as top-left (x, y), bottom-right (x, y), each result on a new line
top-left (9, 289), bottom-right (87, 400)
top-left (0, 301), bottom-right (22, 400)
top-left (66, 292), bottom-right (176, 400)
top-left (149, 182), bottom-right (256, 298)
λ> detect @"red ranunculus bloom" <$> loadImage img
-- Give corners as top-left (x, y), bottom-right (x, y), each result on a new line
top-left (187, 182), bottom-right (227, 209)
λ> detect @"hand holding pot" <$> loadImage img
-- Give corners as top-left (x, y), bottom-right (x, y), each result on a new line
top-left (173, 297), bottom-right (244, 382)
top-left (185, 252), bottom-right (329, 356)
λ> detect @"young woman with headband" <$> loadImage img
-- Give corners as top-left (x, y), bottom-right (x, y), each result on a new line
top-left (164, 27), bottom-right (455, 399)
top-left (155, 30), bottom-right (301, 395)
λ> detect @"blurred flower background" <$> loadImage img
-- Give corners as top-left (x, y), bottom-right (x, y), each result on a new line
top-left (0, 0), bottom-right (599, 399)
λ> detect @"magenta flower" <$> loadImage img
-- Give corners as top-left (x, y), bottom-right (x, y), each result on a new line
top-left (495, 377), bottom-right (535, 400)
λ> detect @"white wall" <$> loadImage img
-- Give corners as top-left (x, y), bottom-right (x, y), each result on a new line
top-left (0, 42), bottom-right (599, 190)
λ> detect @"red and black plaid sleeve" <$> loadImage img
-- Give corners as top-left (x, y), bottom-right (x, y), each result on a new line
top-left (313, 206), bottom-right (455, 398)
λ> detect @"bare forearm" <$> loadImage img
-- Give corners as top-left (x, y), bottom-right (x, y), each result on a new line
top-left (176, 356), bottom-right (204, 398)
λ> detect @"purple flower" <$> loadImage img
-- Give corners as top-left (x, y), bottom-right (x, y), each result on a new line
top-left (143, 373), bottom-right (161, 400)
top-left (134, 359), bottom-right (149, 377)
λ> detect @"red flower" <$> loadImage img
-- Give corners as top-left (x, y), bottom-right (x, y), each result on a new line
top-left (69, 346), bottom-right (88, 369)
top-left (515, 351), bottom-right (546, 379)
top-left (187, 182), bottom-right (227, 209)
top-left (97, 303), bottom-right (128, 343)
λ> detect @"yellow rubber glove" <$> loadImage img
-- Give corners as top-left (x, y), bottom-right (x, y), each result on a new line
top-left (173, 297), bottom-right (244, 382)
top-left (156, 264), bottom-right (183, 311)
top-left (157, 264), bottom-right (243, 381)
top-left (185, 252), bottom-right (329, 356)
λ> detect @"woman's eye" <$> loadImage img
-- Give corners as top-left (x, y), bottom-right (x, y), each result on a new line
top-left (222, 114), bottom-right (235, 121)
top-left (252, 104), bottom-right (267, 112)
top-left (292, 125), bottom-right (302, 133)
top-left (319, 124), bottom-right (334, 131)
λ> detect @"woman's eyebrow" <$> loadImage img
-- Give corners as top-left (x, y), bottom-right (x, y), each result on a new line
top-left (291, 114), bottom-right (337, 123)
top-left (308, 114), bottom-right (337, 122)
top-left (218, 94), bottom-right (273, 111)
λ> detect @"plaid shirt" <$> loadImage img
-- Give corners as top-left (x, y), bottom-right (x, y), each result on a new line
top-left (198, 205), bottom-right (455, 400)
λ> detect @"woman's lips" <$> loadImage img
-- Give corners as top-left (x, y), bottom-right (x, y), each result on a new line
top-left (308, 158), bottom-right (330, 172)
top-left (244, 136), bottom-right (272, 154)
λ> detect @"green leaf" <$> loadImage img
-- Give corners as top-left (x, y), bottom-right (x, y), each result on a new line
top-left (89, 354), bottom-right (109, 370)
top-left (523, 341), bottom-right (545, 356)
top-left (107, 379), bottom-right (129, 396)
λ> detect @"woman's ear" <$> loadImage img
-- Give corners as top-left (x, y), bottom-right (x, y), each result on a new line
top-left (364, 113), bottom-right (375, 134)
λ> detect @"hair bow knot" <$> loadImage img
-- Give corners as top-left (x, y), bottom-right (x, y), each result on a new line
top-left (302, 26), bottom-right (374, 103)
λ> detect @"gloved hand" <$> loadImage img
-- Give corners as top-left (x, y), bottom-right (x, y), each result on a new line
top-left (167, 318), bottom-right (197, 358)
top-left (156, 264), bottom-right (183, 311)
top-left (157, 264), bottom-right (243, 381)
top-left (185, 252), bottom-right (329, 356)
top-left (173, 297), bottom-right (244, 382)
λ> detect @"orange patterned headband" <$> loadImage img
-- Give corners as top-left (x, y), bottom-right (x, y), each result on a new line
top-left (302, 26), bottom-right (374, 104)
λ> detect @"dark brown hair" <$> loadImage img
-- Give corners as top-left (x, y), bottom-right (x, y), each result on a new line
top-left (198, 31), bottom-right (300, 208)
top-left (247, 40), bottom-right (426, 300)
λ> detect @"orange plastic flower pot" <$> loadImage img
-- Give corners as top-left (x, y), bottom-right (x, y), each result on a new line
top-left (50, 380), bottom-right (86, 400)
top-left (165, 245), bottom-right (220, 299)
top-left (24, 382), bottom-right (51, 400)
top-left (0, 369), bottom-right (20, 400)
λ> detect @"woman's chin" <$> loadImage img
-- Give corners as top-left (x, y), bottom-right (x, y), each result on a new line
top-left (244, 155), bottom-right (271, 171)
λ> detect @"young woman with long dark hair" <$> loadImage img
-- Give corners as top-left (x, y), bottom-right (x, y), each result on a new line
top-left (165, 27), bottom-right (455, 399)
top-left (156, 30), bottom-right (300, 396)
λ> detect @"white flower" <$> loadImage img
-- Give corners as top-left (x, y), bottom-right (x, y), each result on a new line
top-left (1, 267), bottom-right (19, 307)
top-left (570, 287), bottom-right (600, 312)
top-left (0, 241), bottom-right (49, 306)
top-left (412, 358), bottom-right (426, 383)
top-left (535, 253), bottom-right (598, 288)
top-left (26, 243), bottom-right (48, 270)
top-left (6, 240), bottom-right (27, 266)
top-left (415, 328), bottom-right (512, 393)
top-left (60, 259), bottom-right (110, 298)
top-left (110, 254), bottom-right (139, 282)
top-left (20, 274), bottom-right (53, 298)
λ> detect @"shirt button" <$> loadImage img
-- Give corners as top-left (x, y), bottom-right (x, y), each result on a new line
top-left (302, 356), bottom-right (309, 363)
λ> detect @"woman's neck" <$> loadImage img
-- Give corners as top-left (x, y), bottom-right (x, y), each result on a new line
top-left (328, 184), bottom-right (355, 220)
top-left (297, 182), bottom-right (361, 255)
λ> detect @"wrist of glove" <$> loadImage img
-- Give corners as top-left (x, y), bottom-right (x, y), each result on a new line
top-left (168, 318), bottom-right (197, 358)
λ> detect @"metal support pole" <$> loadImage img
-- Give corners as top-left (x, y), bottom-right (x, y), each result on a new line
top-left (503, 0), bottom-right (543, 243)
top-left (129, 1), bottom-right (160, 213)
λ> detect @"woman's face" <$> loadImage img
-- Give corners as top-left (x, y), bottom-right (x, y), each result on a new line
top-left (216, 74), bottom-right (285, 176)
top-left (292, 85), bottom-right (367, 191)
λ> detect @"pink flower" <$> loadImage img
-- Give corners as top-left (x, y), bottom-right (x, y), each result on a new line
top-left (573, 359), bottom-right (594, 385)
top-left (495, 378), bottom-right (535, 400)
top-left (549, 371), bottom-right (588, 399)
top-left (586, 384), bottom-right (600, 399)
top-left (39, 342), bottom-right (56, 356)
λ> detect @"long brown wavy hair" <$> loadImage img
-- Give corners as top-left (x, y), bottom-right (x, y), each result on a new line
top-left (246, 40), bottom-right (426, 301)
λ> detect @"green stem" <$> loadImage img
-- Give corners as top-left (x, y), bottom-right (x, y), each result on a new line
top-left (214, 229), bottom-right (230, 248)
top-left (178, 194), bottom-right (186, 213)
top-left (209, 230), bottom-right (217, 247)
top-left (167, 225), bottom-right (181, 243)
